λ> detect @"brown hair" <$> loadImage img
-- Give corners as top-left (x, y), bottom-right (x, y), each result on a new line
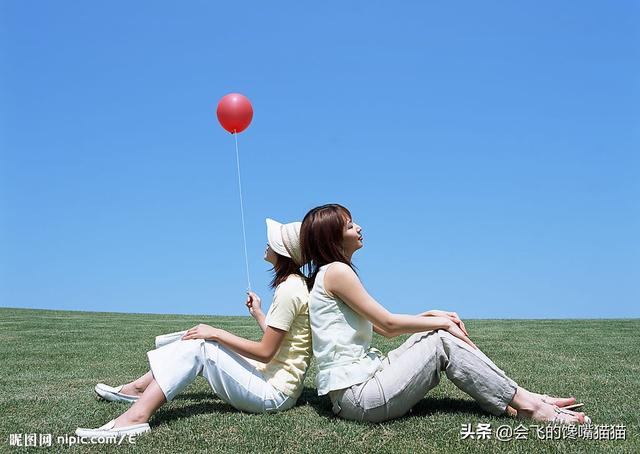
top-left (270, 253), bottom-right (304, 289)
top-left (300, 204), bottom-right (357, 290)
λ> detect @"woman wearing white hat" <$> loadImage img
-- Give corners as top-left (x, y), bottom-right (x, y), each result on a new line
top-left (76, 219), bottom-right (311, 438)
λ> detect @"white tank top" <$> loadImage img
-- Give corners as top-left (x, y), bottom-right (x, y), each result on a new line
top-left (309, 263), bottom-right (382, 395)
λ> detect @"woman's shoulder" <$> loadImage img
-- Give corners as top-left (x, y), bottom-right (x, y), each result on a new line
top-left (320, 262), bottom-right (356, 299)
top-left (323, 261), bottom-right (355, 279)
top-left (275, 274), bottom-right (309, 297)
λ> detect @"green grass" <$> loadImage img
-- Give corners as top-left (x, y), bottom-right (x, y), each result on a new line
top-left (1, 307), bottom-right (638, 453)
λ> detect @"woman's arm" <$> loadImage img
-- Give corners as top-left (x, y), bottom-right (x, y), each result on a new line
top-left (373, 324), bottom-right (396, 338)
top-left (181, 324), bottom-right (286, 363)
top-left (375, 314), bottom-right (462, 338)
top-left (419, 309), bottom-right (469, 336)
top-left (325, 262), bottom-right (477, 349)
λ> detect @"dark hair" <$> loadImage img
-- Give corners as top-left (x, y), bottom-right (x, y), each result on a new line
top-left (300, 203), bottom-right (357, 290)
top-left (269, 253), bottom-right (304, 289)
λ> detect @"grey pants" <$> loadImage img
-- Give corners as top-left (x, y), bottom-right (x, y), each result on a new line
top-left (329, 329), bottom-right (518, 423)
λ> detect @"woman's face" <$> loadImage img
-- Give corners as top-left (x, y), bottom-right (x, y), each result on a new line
top-left (264, 244), bottom-right (278, 265)
top-left (342, 215), bottom-right (363, 256)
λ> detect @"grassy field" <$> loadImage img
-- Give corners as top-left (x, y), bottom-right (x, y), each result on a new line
top-left (1, 307), bottom-right (638, 453)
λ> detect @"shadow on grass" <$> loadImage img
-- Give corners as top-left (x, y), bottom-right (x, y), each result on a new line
top-left (298, 386), bottom-right (334, 417)
top-left (154, 387), bottom-right (488, 427)
top-left (407, 396), bottom-right (486, 419)
top-left (297, 387), bottom-right (487, 423)
top-left (151, 400), bottom-right (240, 427)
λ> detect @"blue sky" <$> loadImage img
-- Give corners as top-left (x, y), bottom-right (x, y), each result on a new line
top-left (1, 1), bottom-right (638, 318)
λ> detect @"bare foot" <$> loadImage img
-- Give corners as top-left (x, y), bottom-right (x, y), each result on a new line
top-left (509, 387), bottom-right (590, 424)
top-left (519, 401), bottom-right (589, 425)
top-left (532, 392), bottom-right (577, 408)
top-left (507, 393), bottom-right (578, 418)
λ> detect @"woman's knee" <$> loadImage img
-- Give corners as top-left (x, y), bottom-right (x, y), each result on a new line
top-left (177, 338), bottom-right (206, 352)
top-left (406, 330), bottom-right (441, 346)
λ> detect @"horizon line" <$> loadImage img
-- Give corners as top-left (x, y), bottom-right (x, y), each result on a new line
top-left (1, 306), bottom-right (638, 321)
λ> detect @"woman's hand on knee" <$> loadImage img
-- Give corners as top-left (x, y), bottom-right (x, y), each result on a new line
top-left (420, 310), bottom-right (469, 336)
top-left (182, 324), bottom-right (221, 341)
top-left (443, 320), bottom-right (477, 350)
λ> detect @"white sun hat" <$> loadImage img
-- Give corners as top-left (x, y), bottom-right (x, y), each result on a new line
top-left (266, 218), bottom-right (303, 266)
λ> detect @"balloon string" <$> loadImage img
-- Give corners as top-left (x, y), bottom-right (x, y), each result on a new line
top-left (233, 130), bottom-right (252, 291)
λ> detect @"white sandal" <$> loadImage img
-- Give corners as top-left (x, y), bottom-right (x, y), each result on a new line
top-left (94, 383), bottom-right (140, 403)
top-left (552, 406), bottom-right (592, 425)
top-left (75, 419), bottom-right (150, 438)
top-left (539, 394), bottom-right (584, 411)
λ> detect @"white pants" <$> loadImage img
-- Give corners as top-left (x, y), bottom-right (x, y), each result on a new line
top-left (147, 331), bottom-right (296, 414)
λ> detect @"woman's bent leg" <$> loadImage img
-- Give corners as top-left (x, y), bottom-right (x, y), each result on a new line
top-left (120, 371), bottom-right (154, 396)
top-left (112, 380), bottom-right (167, 428)
top-left (333, 329), bottom-right (517, 422)
top-left (89, 338), bottom-right (294, 430)
top-left (434, 330), bottom-right (518, 414)
top-left (148, 337), bottom-right (293, 413)
top-left (106, 330), bottom-right (190, 398)
top-left (199, 341), bottom-right (294, 413)
top-left (146, 339), bottom-right (208, 402)
top-left (154, 330), bottom-right (188, 349)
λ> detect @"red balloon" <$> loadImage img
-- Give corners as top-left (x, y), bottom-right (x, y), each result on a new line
top-left (216, 93), bottom-right (253, 134)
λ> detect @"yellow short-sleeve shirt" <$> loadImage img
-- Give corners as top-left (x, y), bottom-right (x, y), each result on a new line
top-left (256, 274), bottom-right (311, 398)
